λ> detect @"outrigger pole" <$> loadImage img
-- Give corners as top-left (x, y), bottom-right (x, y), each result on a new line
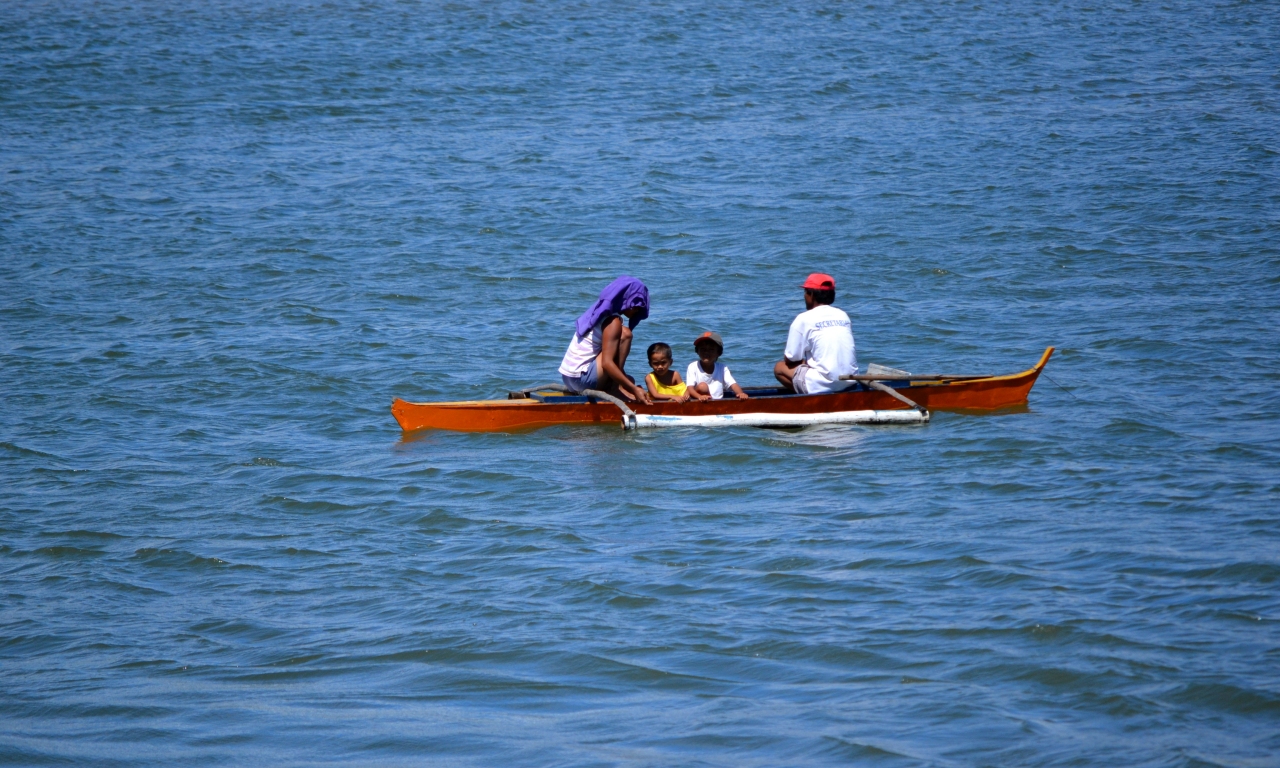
top-left (583, 385), bottom-right (929, 430)
top-left (509, 382), bottom-right (931, 431)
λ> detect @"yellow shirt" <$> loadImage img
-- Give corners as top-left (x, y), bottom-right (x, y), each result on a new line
top-left (647, 373), bottom-right (687, 397)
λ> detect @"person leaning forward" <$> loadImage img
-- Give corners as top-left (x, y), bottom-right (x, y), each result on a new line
top-left (559, 275), bottom-right (654, 404)
top-left (773, 273), bottom-right (858, 394)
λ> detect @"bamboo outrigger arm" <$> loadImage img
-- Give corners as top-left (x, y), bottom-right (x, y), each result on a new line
top-left (865, 380), bottom-right (928, 415)
top-left (582, 389), bottom-right (639, 430)
top-left (504, 383), bottom-right (639, 429)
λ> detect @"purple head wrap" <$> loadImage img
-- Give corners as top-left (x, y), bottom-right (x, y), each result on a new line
top-left (575, 275), bottom-right (650, 338)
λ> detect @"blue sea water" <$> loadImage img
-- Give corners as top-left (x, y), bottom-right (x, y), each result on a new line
top-left (3, 0), bottom-right (1279, 764)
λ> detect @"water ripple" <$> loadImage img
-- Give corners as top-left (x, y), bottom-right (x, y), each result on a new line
top-left (2, 0), bottom-right (1279, 765)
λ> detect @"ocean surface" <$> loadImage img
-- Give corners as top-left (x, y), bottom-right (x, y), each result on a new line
top-left (3, 1), bottom-right (1279, 765)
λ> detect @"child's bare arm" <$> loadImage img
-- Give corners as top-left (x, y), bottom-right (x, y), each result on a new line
top-left (730, 382), bottom-right (749, 400)
top-left (673, 372), bottom-right (690, 402)
top-left (645, 375), bottom-right (660, 398)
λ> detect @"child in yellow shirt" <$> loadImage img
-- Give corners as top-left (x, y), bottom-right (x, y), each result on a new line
top-left (644, 343), bottom-right (690, 403)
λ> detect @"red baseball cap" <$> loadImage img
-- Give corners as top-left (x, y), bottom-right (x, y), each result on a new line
top-left (802, 273), bottom-right (836, 290)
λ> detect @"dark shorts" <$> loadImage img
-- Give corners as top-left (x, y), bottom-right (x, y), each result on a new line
top-left (562, 358), bottom-right (600, 393)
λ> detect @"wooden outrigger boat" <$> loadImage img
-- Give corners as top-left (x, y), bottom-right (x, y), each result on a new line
top-left (392, 347), bottom-right (1055, 433)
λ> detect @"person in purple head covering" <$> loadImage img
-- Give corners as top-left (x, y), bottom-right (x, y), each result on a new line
top-left (558, 276), bottom-right (653, 404)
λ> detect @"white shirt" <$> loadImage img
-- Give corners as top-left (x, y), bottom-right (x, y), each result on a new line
top-left (685, 361), bottom-right (737, 400)
top-left (784, 304), bottom-right (857, 393)
top-left (559, 317), bottom-right (610, 377)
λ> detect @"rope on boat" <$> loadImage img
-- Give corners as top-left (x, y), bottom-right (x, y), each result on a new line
top-left (840, 373), bottom-right (991, 382)
top-left (506, 384), bottom-right (638, 430)
top-left (508, 383), bottom-right (571, 399)
top-left (582, 389), bottom-right (638, 430)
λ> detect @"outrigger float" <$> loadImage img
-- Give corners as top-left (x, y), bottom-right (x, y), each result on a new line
top-left (392, 347), bottom-right (1055, 433)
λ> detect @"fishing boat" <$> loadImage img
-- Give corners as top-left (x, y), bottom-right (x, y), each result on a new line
top-left (391, 347), bottom-right (1055, 433)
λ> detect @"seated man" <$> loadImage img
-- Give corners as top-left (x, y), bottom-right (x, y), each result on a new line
top-left (774, 273), bottom-right (858, 394)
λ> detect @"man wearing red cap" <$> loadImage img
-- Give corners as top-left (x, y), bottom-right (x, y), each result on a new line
top-left (774, 273), bottom-right (858, 394)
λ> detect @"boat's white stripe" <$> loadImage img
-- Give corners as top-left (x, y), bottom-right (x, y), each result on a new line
top-left (631, 409), bottom-right (928, 429)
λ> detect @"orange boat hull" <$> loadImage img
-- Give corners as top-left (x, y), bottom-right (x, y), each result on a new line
top-left (392, 348), bottom-right (1055, 433)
